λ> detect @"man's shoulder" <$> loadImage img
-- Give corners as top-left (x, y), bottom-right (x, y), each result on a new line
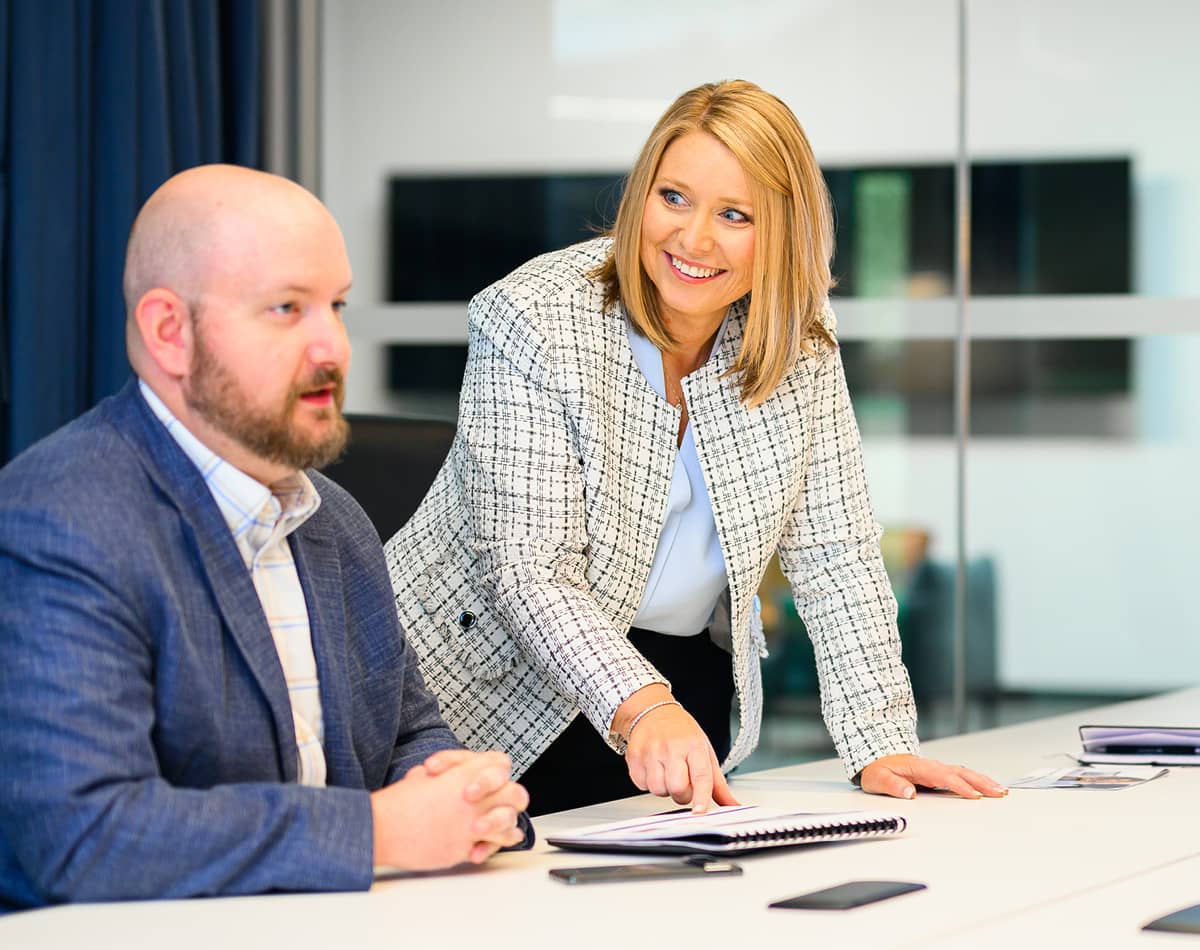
top-left (307, 469), bottom-right (382, 547)
top-left (0, 395), bottom-right (149, 518)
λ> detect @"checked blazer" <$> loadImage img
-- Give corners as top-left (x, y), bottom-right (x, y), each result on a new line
top-left (385, 238), bottom-right (919, 780)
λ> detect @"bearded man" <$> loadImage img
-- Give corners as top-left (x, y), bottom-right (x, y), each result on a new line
top-left (0, 165), bottom-right (530, 912)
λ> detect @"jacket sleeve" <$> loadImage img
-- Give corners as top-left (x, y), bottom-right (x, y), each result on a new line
top-left (0, 503), bottom-right (375, 906)
top-left (774, 317), bottom-right (920, 779)
top-left (453, 289), bottom-right (665, 741)
top-left (384, 633), bottom-right (464, 782)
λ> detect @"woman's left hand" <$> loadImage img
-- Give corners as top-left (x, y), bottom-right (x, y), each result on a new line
top-left (859, 753), bottom-right (1008, 800)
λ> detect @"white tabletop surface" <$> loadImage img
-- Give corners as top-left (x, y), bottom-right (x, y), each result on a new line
top-left (3, 688), bottom-right (1199, 949)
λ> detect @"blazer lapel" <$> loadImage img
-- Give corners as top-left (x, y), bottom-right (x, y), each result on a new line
top-left (582, 304), bottom-right (681, 621)
top-left (182, 510), bottom-right (300, 783)
top-left (686, 301), bottom-right (809, 646)
top-left (111, 383), bottom-right (300, 782)
top-left (290, 518), bottom-right (363, 788)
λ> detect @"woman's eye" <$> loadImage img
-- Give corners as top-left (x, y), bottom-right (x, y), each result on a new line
top-left (659, 188), bottom-right (686, 207)
top-left (721, 208), bottom-right (751, 224)
top-left (332, 299), bottom-right (348, 315)
top-left (270, 303), bottom-right (298, 315)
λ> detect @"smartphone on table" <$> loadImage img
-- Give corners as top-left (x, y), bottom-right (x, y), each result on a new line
top-left (769, 880), bottom-right (926, 910)
top-left (549, 856), bottom-right (742, 885)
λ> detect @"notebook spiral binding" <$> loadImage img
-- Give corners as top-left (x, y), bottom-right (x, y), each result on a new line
top-left (720, 816), bottom-right (908, 850)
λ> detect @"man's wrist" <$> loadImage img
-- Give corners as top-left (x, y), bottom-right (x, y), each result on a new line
top-left (368, 788), bottom-right (390, 867)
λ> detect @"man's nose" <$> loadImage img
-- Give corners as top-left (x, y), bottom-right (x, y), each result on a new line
top-left (308, 305), bottom-right (352, 367)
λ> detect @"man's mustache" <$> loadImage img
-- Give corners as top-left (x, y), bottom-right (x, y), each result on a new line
top-left (292, 364), bottom-right (345, 405)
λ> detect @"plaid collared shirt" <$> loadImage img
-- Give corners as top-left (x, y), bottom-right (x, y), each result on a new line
top-left (140, 381), bottom-right (327, 786)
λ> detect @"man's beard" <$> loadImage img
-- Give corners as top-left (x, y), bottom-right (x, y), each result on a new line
top-left (183, 329), bottom-right (349, 473)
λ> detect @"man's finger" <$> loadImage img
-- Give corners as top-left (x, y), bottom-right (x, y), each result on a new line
top-left (474, 780), bottom-right (530, 816)
top-left (421, 748), bottom-right (473, 776)
top-left (468, 841), bottom-right (502, 864)
top-left (473, 805), bottom-right (519, 840)
top-left (464, 764), bottom-right (515, 803)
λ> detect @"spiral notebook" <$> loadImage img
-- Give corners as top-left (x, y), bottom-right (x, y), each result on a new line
top-left (546, 804), bottom-right (908, 855)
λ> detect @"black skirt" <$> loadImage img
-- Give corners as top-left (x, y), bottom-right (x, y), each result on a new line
top-left (518, 626), bottom-right (735, 817)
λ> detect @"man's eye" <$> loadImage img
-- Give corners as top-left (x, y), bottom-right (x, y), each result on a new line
top-left (332, 299), bottom-right (348, 315)
top-left (270, 303), bottom-right (298, 315)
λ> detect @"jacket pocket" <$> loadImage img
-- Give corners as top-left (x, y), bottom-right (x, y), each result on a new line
top-left (415, 557), bottom-right (518, 679)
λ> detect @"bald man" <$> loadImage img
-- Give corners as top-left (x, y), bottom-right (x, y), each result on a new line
top-left (0, 165), bottom-right (530, 912)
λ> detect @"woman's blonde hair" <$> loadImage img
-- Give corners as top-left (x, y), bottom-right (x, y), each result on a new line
top-left (593, 79), bottom-right (835, 406)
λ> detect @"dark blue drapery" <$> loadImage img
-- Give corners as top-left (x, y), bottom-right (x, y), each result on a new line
top-left (0, 0), bottom-right (259, 463)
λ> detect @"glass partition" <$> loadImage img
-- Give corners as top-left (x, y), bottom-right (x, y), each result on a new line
top-left (318, 0), bottom-right (1198, 771)
top-left (964, 0), bottom-right (1200, 728)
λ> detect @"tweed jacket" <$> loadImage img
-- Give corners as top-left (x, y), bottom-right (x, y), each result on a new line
top-left (0, 381), bottom-right (462, 909)
top-left (385, 238), bottom-right (919, 780)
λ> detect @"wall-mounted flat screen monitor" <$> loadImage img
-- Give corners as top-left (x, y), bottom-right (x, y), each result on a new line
top-left (386, 158), bottom-right (1130, 301)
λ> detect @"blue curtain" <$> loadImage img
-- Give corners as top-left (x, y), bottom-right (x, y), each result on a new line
top-left (0, 0), bottom-right (260, 463)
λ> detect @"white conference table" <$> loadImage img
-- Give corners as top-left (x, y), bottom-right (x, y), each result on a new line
top-left (3, 688), bottom-right (1199, 949)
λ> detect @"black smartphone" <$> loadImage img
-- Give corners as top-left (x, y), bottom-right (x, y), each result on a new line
top-left (549, 856), bottom-right (742, 885)
top-left (1143, 903), bottom-right (1200, 934)
top-left (769, 880), bottom-right (926, 910)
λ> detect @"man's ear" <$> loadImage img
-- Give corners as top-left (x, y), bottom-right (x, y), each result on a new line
top-left (134, 288), bottom-right (193, 378)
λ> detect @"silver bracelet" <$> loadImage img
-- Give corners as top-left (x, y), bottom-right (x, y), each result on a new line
top-left (610, 700), bottom-right (682, 755)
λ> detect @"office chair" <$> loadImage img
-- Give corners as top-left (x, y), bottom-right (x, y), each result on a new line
top-left (319, 414), bottom-right (456, 541)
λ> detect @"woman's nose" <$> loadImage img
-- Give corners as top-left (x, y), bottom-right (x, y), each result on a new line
top-left (679, 212), bottom-right (715, 255)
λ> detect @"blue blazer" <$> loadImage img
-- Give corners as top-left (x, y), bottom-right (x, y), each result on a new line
top-left (0, 381), bottom-right (461, 909)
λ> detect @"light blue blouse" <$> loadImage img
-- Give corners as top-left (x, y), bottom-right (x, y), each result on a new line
top-left (626, 318), bottom-right (730, 636)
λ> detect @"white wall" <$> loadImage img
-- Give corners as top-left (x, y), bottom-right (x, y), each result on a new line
top-left (321, 0), bottom-right (1200, 692)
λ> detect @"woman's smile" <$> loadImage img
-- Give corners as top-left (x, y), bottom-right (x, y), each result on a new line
top-left (665, 252), bottom-right (727, 282)
top-left (640, 130), bottom-right (756, 334)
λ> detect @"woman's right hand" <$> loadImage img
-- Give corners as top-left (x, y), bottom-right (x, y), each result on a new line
top-left (616, 689), bottom-right (739, 813)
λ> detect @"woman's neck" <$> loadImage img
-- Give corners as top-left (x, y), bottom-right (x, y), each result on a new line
top-left (661, 310), bottom-right (724, 367)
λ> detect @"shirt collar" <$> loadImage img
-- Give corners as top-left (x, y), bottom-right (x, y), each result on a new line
top-left (138, 380), bottom-right (321, 564)
top-left (626, 309), bottom-right (732, 402)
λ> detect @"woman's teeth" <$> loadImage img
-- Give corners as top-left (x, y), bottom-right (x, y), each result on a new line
top-left (670, 255), bottom-right (722, 278)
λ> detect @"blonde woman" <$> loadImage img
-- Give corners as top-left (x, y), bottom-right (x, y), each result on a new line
top-left (386, 80), bottom-right (1005, 815)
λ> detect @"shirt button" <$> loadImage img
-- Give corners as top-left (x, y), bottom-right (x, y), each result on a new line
top-left (457, 611), bottom-right (477, 630)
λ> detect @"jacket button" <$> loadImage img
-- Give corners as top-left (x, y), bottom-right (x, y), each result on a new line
top-left (457, 611), bottom-right (477, 630)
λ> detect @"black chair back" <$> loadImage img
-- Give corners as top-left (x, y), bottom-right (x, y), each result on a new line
top-left (320, 414), bottom-right (456, 541)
